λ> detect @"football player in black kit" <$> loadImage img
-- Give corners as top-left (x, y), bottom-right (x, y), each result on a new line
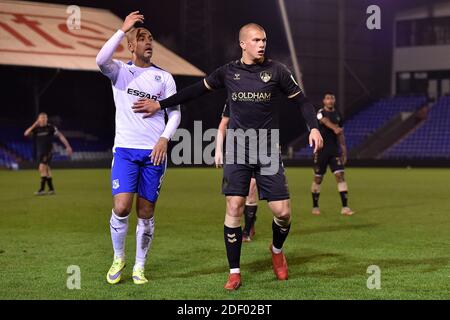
top-left (131, 23), bottom-right (323, 290)
top-left (311, 93), bottom-right (354, 216)
top-left (24, 113), bottom-right (73, 195)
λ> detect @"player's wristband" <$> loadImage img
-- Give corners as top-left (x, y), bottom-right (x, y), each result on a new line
top-left (160, 80), bottom-right (210, 109)
top-left (292, 95), bottom-right (319, 130)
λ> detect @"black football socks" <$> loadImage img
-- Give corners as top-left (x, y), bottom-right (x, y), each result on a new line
top-left (243, 205), bottom-right (257, 235)
top-left (224, 225), bottom-right (242, 270)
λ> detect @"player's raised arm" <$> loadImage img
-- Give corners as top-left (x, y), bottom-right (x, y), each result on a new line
top-left (96, 11), bottom-right (144, 81)
top-left (24, 119), bottom-right (38, 137)
top-left (318, 112), bottom-right (343, 135)
top-left (132, 65), bottom-right (227, 118)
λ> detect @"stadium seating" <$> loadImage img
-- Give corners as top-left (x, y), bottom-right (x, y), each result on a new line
top-left (0, 125), bottom-right (112, 165)
top-left (0, 148), bottom-right (18, 169)
top-left (294, 95), bottom-right (428, 158)
top-left (382, 95), bottom-right (450, 159)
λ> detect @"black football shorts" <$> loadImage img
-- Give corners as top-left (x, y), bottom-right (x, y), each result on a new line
top-left (222, 158), bottom-right (289, 202)
top-left (37, 151), bottom-right (53, 165)
top-left (313, 149), bottom-right (344, 176)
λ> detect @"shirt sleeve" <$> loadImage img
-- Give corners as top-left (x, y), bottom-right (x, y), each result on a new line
top-left (278, 63), bottom-right (303, 98)
top-left (221, 100), bottom-right (230, 118)
top-left (96, 30), bottom-right (125, 83)
top-left (204, 64), bottom-right (227, 90)
top-left (160, 73), bottom-right (181, 140)
top-left (317, 109), bottom-right (324, 121)
top-left (163, 73), bottom-right (178, 100)
top-left (160, 107), bottom-right (181, 141)
top-left (53, 126), bottom-right (59, 136)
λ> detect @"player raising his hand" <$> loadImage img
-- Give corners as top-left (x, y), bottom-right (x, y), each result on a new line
top-left (96, 11), bottom-right (181, 285)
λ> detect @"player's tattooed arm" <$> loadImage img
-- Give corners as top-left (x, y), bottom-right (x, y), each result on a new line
top-left (338, 131), bottom-right (347, 165)
top-left (320, 116), bottom-right (343, 135)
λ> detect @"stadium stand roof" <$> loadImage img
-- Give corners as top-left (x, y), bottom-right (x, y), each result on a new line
top-left (0, 0), bottom-right (205, 76)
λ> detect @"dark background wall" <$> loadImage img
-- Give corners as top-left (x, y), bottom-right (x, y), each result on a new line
top-left (0, 0), bottom-right (443, 147)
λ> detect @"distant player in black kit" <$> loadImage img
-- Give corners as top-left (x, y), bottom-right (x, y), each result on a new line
top-left (24, 113), bottom-right (73, 195)
top-left (311, 93), bottom-right (354, 216)
top-left (131, 23), bottom-right (323, 290)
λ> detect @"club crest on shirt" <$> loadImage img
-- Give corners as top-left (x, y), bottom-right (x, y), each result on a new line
top-left (260, 71), bottom-right (272, 83)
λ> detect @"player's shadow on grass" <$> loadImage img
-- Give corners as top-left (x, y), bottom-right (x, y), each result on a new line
top-left (360, 202), bottom-right (424, 213)
top-left (244, 250), bottom-right (449, 281)
top-left (291, 223), bottom-right (379, 236)
top-left (168, 251), bottom-right (345, 279)
top-left (293, 256), bottom-right (450, 279)
top-left (284, 249), bottom-right (449, 279)
top-left (168, 248), bottom-right (449, 281)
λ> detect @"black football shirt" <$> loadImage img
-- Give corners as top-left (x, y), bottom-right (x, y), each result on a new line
top-left (32, 124), bottom-right (58, 154)
top-left (205, 58), bottom-right (302, 132)
top-left (317, 107), bottom-right (342, 153)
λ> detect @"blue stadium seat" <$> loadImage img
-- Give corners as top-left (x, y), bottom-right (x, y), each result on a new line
top-left (0, 126), bottom-right (112, 163)
top-left (382, 95), bottom-right (450, 159)
top-left (295, 95), bottom-right (427, 158)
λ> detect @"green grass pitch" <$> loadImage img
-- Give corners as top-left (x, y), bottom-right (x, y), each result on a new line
top-left (0, 167), bottom-right (449, 299)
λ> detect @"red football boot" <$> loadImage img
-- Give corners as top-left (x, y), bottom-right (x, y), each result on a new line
top-left (224, 273), bottom-right (241, 291)
top-left (269, 244), bottom-right (288, 280)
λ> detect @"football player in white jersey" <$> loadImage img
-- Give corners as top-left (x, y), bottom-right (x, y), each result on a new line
top-left (96, 11), bottom-right (181, 285)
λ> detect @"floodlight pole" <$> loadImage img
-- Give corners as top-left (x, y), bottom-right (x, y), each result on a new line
top-left (338, 0), bottom-right (346, 117)
top-left (32, 68), bottom-right (60, 117)
top-left (277, 0), bottom-right (305, 94)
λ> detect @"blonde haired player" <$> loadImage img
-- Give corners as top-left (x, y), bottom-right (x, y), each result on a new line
top-left (131, 23), bottom-right (322, 290)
